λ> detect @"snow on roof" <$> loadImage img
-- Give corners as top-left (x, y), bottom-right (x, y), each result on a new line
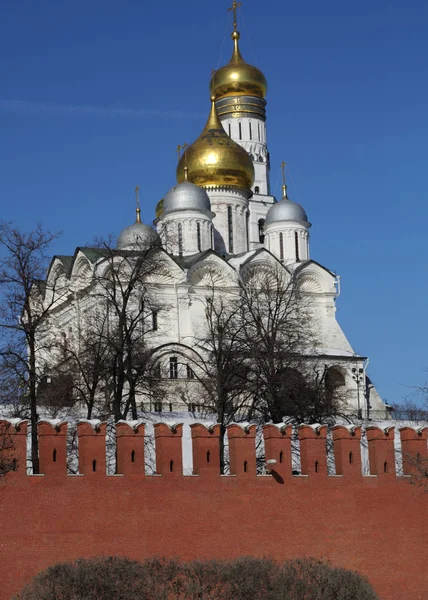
top-left (228, 251), bottom-right (257, 269)
top-left (265, 422), bottom-right (289, 432)
top-left (39, 419), bottom-right (67, 427)
top-left (229, 421), bottom-right (251, 432)
top-left (0, 418), bottom-right (28, 428)
top-left (332, 423), bottom-right (359, 432)
top-left (315, 347), bottom-right (360, 358)
top-left (117, 419), bottom-right (144, 429)
top-left (299, 423), bottom-right (323, 432)
top-left (77, 419), bottom-right (104, 429)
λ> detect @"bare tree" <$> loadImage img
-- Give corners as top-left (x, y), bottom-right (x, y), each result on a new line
top-left (185, 276), bottom-right (252, 472)
top-left (239, 267), bottom-right (346, 423)
top-left (0, 222), bottom-right (62, 473)
top-left (90, 239), bottom-right (169, 420)
top-left (44, 237), bottom-right (169, 421)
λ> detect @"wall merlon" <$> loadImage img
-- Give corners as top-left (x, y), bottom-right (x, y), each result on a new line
top-left (190, 423), bottom-right (221, 475)
top-left (399, 426), bottom-right (428, 476)
top-left (154, 422), bottom-right (183, 476)
top-left (263, 424), bottom-right (292, 478)
top-left (366, 426), bottom-right (396, 476)
top-left (38, 420), bottom-right (68, 476)
top-left (77, 420), bottom-right (107, 476)
top-left (116, 422), bottom-right (145, 475)
top-left (228, 423), bottom-right (256, 477)
top-left (331, 424), bottom-right (361, 440)
top-left (0, 419), bottom-right (28, 476)
top-left (332, 425), bottom-right (362, 477)
top-left (298, 424), bottom-right (327, 475)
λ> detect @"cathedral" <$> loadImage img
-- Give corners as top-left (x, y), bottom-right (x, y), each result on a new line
top-left (39, 5), bottom-right (387, 420)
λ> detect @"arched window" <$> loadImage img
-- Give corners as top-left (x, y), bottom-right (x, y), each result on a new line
top-left (228, 206), bottom-right (234, 253)
top-left (249, 122), bottom-right (252, 140)
top-left (279, 232), bottom-right (284, 262)
top-left (228, 122), bottom-right (231, 137)
top-left (238, 122), bottom-right (242, 140)
top-left (246, 212), bottom-right (250, 251)
top-left (178, 223), bottom-right (183, 256)
top-left (258, 218), bottom-right (265, 244)
top-left (325, 368), bottom-right (346, 406)
top-left (254, 186), bottom-right (260, 194)
top-left (197, 222), bottom-right (201, 252)
top-left (295, 231), bottom-right (299, 261)
top-left (211, 225), bottom-right (214, 249)
top-left (258, 122), bottom-right (261, 141)
top-left (169, 357), bottom-right (178, 379)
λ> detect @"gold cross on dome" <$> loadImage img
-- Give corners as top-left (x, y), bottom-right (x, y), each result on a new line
top-left (135, 185), bottom-right (140, 208)
top-left (280, 161), bottom-right (287, 186)
top-left (280, 162), bottom-right (288, 198)
top-left (228, 1), bottom-right (242, 31)
top-left (176, 143), bottom-right (188, 162)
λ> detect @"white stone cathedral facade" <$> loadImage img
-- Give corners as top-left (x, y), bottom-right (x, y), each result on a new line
top-left (38, 14), bottom-right (387, 419)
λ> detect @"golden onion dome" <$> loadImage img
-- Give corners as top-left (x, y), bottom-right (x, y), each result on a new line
top-left (155, 198), bottom-right (164, 219)
top-left (176, 98), bottom-right (254, 190)
top-left (210, 31), bottom-right (267, 100)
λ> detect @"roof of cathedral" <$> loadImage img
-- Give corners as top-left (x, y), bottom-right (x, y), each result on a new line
top-left (163, 181), bottom-right (212, 216)
top-left (265, 196), bottom-right (310, 226)
top-left (210, 27), bottom-right (267, 100)
top-left (116, 208), bottom-right (161, 250)
top-left (176, 99), bottom-right (254, 190)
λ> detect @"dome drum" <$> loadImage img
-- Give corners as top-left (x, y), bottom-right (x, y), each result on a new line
top-left (216, 96), bottom-right (266, 121)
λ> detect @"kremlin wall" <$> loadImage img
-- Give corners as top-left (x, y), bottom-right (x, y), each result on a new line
top-left (0, 419), bottom-right (427, 599)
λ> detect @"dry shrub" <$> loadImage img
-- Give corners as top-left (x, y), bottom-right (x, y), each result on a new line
top-left (14, 556), bottom-right (379, 600)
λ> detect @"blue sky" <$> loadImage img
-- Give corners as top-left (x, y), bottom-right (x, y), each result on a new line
top-left (0, 0), bottom-right (427, 405)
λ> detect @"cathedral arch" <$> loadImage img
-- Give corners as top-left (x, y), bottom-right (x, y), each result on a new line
top-left (150, 343), bottom-right (206, 381)
top-left (187, 255), bottom-right (237, 287)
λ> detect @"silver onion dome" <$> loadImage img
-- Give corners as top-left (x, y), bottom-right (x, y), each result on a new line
top-left (265, 198), bottom-right (310, 226)
top-left (116, 215), bottom-right (160, 251)
top-left (163, 181), bottom-right (211, 216)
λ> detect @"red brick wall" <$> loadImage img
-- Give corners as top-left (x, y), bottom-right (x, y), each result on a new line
top-left (0, 420), bottom-right (427, 600)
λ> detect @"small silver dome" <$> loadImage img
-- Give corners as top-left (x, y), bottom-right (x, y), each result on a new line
top-left (265, 198), bottom-right (309, 226)
top-left (116, 221), bottom-right (160, 251)
top-left (163, 181), bottom-right (211, 216)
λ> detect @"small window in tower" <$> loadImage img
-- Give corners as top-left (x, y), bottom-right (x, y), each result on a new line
top-left (249, 122), bottom-right (252, 140)
top-left (186, 364), bottom-right (195, 379)
top-left (178, 223), bottom-right (183, 256)
top-left (295, 231), bottom-right (300, 261)
top-left (258, 218), bottom-right (265, 244)
top-left (228, 122), bottom-right (231, 137)
top-left (152, 310), bottom-right (158, 331)
top-left (197, 222), bottom-right (201, 252)
top-left (238, 122), bottom-right (242, 140)
top-left (228, 206), bottom-right (234, 253)
top-left (169, 357), bottom-right (178, 379)
top-left (140, 298), bottom-right (145, 333)
top-left (258, 122), bottom-right (261, 141)
top-left (246, 212), bottom-right (250, 252)
top-left (279, 232), bottom-right (284, 262)
top-left (211, 225), bottom-right (214, 249)
top-left (154, 401), bottom-right (162, 412)
top-left (254, 186), bottom-right (260, 194)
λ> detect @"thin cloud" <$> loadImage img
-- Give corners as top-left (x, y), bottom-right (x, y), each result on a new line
top-left (0, 100), bottom-right (204, 120)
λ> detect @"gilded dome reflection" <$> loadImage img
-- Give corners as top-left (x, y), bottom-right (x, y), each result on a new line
top-left (210, 31), bottom-right (267, 101)
top-left (177, 99), bottom-right (254, 190)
